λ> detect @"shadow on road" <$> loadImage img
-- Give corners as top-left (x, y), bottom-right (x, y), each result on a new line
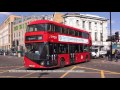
top-left (38, 73), bottom-right (49, 78)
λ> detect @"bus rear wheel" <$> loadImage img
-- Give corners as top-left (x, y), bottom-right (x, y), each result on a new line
top-left (60, 58), bottom-right (65, 68)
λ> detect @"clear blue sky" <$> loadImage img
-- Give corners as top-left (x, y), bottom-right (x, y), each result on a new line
top-left (0, 12), bottom-right (119, 35)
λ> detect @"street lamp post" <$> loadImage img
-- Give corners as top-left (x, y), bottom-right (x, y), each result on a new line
top-left (102, 21), bottom-right (103, 49)
top-left (110, 12), bottom-right (112, 61)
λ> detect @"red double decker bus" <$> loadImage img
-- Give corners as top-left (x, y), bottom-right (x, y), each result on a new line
top-left (24, 20), bottom-right (92, 69)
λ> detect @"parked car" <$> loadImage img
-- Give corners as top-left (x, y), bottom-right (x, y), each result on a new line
top-left (0, 50), bottom-right (4, 55)
top-left (91, 48), bottom-right (107, 59)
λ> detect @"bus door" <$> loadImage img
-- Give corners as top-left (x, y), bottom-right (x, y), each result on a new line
top-left (69, 45), bottom-right (75, 64)
top-left (49, 43), bottom-right (58, 66)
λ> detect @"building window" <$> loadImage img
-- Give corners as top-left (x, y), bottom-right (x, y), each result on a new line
top-left (89, 22), bottom-right (92, 30)
top-left (95, 32), bottom-right (97, 41)
top-left (82, 21), bottom-right (85, 28)
top-left (22, 24), bottom-right (24, 29)
top-left (16, 33), bottom-right (18, 38)
top-left (19, 25), bottom-right (22, 29)
top-left (14, 26), bottom-right (18, 31)
top-left (14, 33), bottom-right (15, 38)
top-left (9, 35), bottom-right (10, 43)
top-left (24, 23), bottom-right (27, 29)
top-left (19, 32), bottom-right (20, 37)
top-left (76, 20), bottom-right (79, 26)
top-left (100, 23), bottom-right (103, 30)
top-left (100, 33), bottom-right (103, 41)
top-left (95, 22), bottom-right (97, 30)
top-left (89, 32), bottom-right (91, 36)
top-left (64, 20), bottom-right (67, 24)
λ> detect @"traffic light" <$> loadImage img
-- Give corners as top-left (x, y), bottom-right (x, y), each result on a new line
top-left (115, 32), bottom-right (119, 40)
top-left (106, 35), bottom-right (115, 42)
top-left (112, 35), bottom-right (115, 42)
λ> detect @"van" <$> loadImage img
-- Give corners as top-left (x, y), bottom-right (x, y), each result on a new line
top-left (91, 48), bottom-right (107, 59)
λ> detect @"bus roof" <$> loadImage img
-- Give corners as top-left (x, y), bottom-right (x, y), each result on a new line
top-left (29, 20), bottom-right (89, 34)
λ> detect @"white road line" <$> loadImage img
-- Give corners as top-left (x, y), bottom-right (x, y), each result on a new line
top-left (0, 66), bottom-right (24, 74)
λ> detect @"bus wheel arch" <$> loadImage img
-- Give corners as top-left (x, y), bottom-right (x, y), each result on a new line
top-left (60, 57), bottom-right (65, 68)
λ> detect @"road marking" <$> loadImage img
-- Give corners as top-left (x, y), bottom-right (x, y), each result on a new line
top-left (105, 73), bottom-right (120, 74)
top-left (0, 70), bottom-right (8, 73)
top-left (77, 66), bottom-right (102, 71)
top-left (0, 70), bottom-right (9, 73)
top-left (77, 66), bottom-right (120, 75)
top-left (19, 72), bottom-right (35, 78)
top-left (60, 66), bottom-right (76, 78)
top-left (0, 70), bottom-right (7, 71)
top-left (0, 66), bottom-right (22, 68)
top-left (104, 72), bottom-right (120, 74)
top-left (40, 77), bottom-right (50, 78)
top-left (0, 66), bottom-right (24, 74)
top-left (0, 76), bottom-right (17, 78)
top-left (0, 71), bottom-right (4, 73)
top-left (14, 66), bottom-right (24, 70)
top-left (27, 76), bottom-right (50, 78)
top-left (28, 77), bottom-right (38, 78)
top-left (100, 70), bottom-right (105, 78)
top-left (70, 72), bottom-right (100, 74)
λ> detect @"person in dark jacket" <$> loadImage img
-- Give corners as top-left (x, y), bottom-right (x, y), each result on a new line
top-left (114, 49), bottom-right (119, 62)
top-left (106, 50), bottom-right (111, 61)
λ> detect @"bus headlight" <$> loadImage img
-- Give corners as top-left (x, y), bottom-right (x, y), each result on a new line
top-left (40, 61), bottom-right (44, 66)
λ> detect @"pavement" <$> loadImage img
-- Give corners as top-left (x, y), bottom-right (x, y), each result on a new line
top-left (0, 55), bottom-right (120, 78)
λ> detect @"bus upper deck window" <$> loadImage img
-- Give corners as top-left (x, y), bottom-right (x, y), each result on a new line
top-left (47, 24), bottom-right (51, 32)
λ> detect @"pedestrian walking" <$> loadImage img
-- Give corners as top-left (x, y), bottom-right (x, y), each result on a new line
top-left (106, 50), bottom-right (111, 61)
top-left (112, 49), bottom-right (115, 59)
top-left (114, 49), bottom-right (119, 62)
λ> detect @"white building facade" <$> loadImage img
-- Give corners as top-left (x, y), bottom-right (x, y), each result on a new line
top-left (0, 25), bottom-right (9, 50)
top-left (0, 15), bottom-right (21, 51)
top-left (63, 13), bottom-right (109, 50)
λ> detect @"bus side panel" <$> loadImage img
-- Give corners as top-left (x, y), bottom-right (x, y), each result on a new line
top-left (58, 54), bottom-right (70, 66)
top-left (82, 52), bottom-right (90, 62)
top-left (82, 52), bottom-right (87, 62)
top-left (75, 53), bottom-right (83, 63)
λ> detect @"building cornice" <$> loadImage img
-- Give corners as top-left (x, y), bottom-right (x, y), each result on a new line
top-left (0, 15), bottom-right (21, 29)
top-left (63, 13), bottom-right (108, 21)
